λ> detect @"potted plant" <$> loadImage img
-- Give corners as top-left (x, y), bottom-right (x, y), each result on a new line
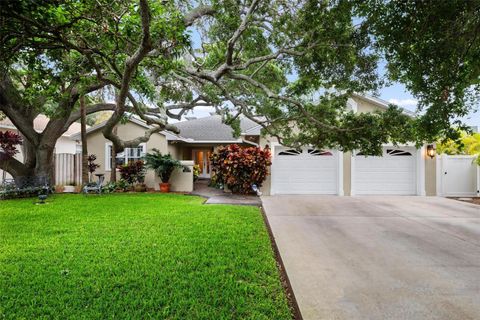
top-left (144, 149), bottom-right (182, 193)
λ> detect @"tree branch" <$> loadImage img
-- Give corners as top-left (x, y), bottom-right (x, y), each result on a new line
top-left (184, 5), bottom-right (216, 26)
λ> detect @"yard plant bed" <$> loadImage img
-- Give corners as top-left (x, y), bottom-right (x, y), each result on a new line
top-left (0, 194), bottom-right (292, 319)
top-left (451, 197), bottom-right (480, 206)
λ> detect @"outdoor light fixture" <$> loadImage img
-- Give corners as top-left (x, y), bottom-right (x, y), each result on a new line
top-left (426, 144), bottom-right (436, 159)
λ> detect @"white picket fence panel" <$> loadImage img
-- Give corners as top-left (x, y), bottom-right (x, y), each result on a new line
top-left (436, 154), bottom-right (480, 197)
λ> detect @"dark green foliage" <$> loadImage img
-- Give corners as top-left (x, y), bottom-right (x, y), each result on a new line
top-left (117, 160), bottom-right (146, 185)
top-left (0, 194), bottom-right (292, 319)
top-left (144, 149), bottom-right (182, 183)
top-left (358, 0), bottom-right (480, 143)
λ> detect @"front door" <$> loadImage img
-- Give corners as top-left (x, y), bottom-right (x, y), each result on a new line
top-left (193, 149), bottom-right (212, 178)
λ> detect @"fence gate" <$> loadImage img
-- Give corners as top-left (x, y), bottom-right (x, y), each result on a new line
top-left (54, 153), bottom-right (82, 186)
top-left (437, 155), bottom-right (480, 197)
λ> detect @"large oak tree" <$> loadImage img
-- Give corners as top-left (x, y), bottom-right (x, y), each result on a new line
top-left (0, 0), bottom-right (479, 180)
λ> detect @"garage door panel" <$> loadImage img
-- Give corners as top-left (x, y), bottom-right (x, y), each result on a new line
top-left (272, 147), bottom-right (338, 194)
top-left (354, 147), bottom-right (417, 195)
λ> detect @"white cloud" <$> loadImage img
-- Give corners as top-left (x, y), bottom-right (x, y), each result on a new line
top-left (388, 98), bottom-right (418, 108)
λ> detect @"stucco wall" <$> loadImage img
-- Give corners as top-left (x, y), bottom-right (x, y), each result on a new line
top-left (343, 152), bottom-right (352, 196)
top-left (158, 160), bottom-right (194, 192)
top-left (425, 156), bottom-right (436, 196)
top-left (355, 98), bottom-right (385, 114)
top-left (86, 121), bottom-right (170, 189)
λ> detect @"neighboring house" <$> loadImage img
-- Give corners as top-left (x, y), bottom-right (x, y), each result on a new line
top-left (0, 115), bottom-right (83, 182)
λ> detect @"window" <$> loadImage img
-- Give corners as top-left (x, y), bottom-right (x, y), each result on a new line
top-left (387, 149), bottom-right (412, 156)
top-left (278, 149), bottom-right (302, 156)
top-left (307, 149), bottom-right (333, 156)
top-left (105, 143), bottom-right (146, 171)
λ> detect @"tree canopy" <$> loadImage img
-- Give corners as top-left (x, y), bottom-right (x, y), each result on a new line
top-left (0, 0), bottom-right (479, 178)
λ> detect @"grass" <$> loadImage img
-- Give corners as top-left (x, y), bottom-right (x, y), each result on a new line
top-left (0, 193), bottom-right (292, 319)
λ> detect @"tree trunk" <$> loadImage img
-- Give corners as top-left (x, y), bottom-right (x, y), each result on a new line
top-left (110, 127), bottom-right (118, 182)
top-left (34, 147), bottom-right (55, 179)
top-left (80, 96), bottom-right (89, 184)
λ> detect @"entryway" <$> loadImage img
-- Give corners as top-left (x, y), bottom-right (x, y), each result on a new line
top-left (193, 149), bottom-right (212, 178)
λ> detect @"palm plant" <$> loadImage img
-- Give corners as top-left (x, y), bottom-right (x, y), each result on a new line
top-left (144, 149), bottom-right (182, 183)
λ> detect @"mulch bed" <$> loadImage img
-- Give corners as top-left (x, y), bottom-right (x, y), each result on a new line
top-left (450, 197), bottom-right (480, 205)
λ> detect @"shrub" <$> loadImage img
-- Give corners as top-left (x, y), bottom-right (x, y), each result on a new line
top-left (101, 181), bottom-right (118, 194)
top-left (144, 149), bottom-right (182, 183)
top-left (0, 130), bottom-right (22, 158)
top-left (87, 154), bottom-right (100, 182)
top-left (117, 160), bottom-right (145, 185)
top-left (193, 164), bottom-right (200, 181)
top-left (210, 144), bottom-right (271, 194)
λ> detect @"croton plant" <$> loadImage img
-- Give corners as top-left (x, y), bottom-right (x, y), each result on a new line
top-left (210, 144), bottom-right (272, 194)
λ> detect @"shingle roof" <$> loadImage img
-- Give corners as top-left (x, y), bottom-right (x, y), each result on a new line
top-left (0, 114), bottom-right (86, 137)
top-left (173, 115), bottom-right (260, 141)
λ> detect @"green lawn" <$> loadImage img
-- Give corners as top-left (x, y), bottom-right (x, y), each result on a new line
top-left (0, 194), bottom-right (292, 319)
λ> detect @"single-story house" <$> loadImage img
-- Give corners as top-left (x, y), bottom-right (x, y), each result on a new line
top-left (69, 93), bottom-right (437, 196)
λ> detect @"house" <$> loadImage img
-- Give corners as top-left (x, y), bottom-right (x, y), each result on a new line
top-left (1, 94), bottom-right (439, 195)
top-left (73, 94), bottom-right (436, 196)
top-left (0, 115), bottom-right (83, 182)
top-left (73, 115), bottom-right (260, 191)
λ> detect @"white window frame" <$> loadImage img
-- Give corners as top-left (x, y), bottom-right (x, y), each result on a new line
top-left (105, 142), bottom-right (147, 171)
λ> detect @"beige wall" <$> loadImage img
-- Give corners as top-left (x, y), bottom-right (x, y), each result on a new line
top-left (355, 98), bottom-right (385, 114)
top-left (86, 121), bottom-right (173, 189)
top-left (163, 160), bottom-right (194, 192)
top-left (425, 156), bottom-right (436, 196)
top-left (343, 152), bottom-right (352, 196)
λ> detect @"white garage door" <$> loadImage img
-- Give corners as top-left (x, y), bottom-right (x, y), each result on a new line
top-left (354, 147), bottom-right (417, 195)
top-left (272, 147), bottom-right (339, 194)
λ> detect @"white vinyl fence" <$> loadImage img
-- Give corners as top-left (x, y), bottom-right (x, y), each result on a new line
top-left (54, 153), bottom-right (82, 186)
top-left (436, 154), bottom-right (480, 197)
top-left (1, 153), bottom-right (82, 186)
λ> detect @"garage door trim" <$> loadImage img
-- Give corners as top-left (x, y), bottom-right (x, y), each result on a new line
top-left (270, 145), bottom-right (343, 196)
top-left (351, 145), bottom-right (425, 196)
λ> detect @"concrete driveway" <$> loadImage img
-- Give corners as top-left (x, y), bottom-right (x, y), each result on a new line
top-left (262, 196), bottom-right (480, 320)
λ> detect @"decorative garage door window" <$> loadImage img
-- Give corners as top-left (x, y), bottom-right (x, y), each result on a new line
top-left (356, 149), bottom-right (412, 156)
top-left (308, 149), bottom-right (333, 156)
top-left (386, 149), bottom-right (412, 156)
top-left (278, 148), bottom-right (332, 156)
top-left (278, 149), bottom-right (302, 156)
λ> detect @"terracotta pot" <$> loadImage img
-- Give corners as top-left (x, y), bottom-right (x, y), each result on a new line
top-left (159, 183), bottom-right (170, 193)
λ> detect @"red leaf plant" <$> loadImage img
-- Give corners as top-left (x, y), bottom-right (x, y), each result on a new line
top-left (0, 130), bottom-right (22, 159)
top-left (210, 144), bottom-right (272, 194)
